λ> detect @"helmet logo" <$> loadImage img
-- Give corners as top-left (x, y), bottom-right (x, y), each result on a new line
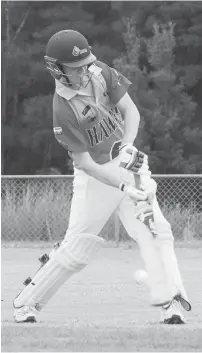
top-left (72, 46), bottom-right (88, 56)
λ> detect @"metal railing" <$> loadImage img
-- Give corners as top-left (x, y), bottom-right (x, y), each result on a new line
top-left (1, 175), bottom-right (202, 243)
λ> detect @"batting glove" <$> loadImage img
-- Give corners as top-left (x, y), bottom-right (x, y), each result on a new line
top-left (119, 143), bottom-right (151, 176)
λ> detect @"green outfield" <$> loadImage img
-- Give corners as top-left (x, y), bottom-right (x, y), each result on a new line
top-left (1, 243), bottom-right (202, 352)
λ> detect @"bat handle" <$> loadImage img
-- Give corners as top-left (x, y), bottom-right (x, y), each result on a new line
top-left (133, 174), bottom-right (142, 190)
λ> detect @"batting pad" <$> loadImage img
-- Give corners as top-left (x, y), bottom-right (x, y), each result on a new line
top-left (14, 234), bottom-right (104, 310)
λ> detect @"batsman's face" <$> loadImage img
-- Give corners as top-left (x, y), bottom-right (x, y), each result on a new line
top-left (62, 64), bottom-right (90, 89)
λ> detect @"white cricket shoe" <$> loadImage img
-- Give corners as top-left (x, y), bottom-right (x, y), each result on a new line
top-left (160, 300), bottom-right (186, 324)
top-left (14, 306), bottom-right (37, 323)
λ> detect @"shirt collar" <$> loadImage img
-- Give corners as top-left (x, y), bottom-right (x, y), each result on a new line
top-left (55, 80), bottom-right (78, 101)
top-left (55, 79), bottom-right (96, 101)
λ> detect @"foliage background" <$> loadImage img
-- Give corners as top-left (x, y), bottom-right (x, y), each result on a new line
top-left (2, 1), bottom-right (202, 175)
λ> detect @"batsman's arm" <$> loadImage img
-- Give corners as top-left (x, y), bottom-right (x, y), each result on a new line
top-left (72, 151), bottom-right (122, 188)
top-left (99, 61), bottom-right (140, 145)
top-left (117, 92), bottom-right (140, 146)
top-left (72, 151), bottom-right (148, 202)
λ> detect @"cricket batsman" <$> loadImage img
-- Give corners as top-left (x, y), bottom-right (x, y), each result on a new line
top-left (13, 30), bottom-right (191, 324)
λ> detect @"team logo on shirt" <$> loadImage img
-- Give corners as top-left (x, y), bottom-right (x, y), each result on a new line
top-left (86, 107), bottom-right (123, 147)
top-left (82, 105), bottom-right (97, 123)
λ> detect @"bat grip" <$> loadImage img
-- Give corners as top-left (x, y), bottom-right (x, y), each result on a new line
top-left (133, 174), bottom-right (142, 190)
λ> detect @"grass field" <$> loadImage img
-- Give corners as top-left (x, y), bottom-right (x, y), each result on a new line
top-left (1, 243), bottom-right (202, 352)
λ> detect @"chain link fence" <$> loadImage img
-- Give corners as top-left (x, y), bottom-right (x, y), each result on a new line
top-left (1, 175), bottom-right (202, 243)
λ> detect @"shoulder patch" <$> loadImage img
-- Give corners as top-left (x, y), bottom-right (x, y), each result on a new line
top-left (54, 126), bottom-right (63, 135)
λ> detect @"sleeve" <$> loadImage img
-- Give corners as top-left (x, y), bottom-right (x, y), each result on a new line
top-left (53, 94), bottom-right (88, 153)
top-left (96, 61), bottom-right (132, 105)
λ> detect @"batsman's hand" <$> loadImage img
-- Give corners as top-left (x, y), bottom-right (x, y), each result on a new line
top-left (119, 183), bottom-right (148, 202)
top-left (140, 177), bottom-right (157, 204)
top-left (119, 143), bottom-right (151, 176)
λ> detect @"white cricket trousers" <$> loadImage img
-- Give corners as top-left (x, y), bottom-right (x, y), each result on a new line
top-left (63, 168), bottom-right (189, 306)
top-left (64, 168), bottom-right (173, 243)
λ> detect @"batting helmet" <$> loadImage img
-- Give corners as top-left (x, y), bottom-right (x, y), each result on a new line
top-left (44, 30), bottom-right (97, 80)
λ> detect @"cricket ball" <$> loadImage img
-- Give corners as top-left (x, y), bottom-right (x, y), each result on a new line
top-left (133, 269), bottom-right (148, 285)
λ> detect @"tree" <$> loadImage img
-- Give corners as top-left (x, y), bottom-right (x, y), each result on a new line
top-left (2, 1), bottom-right (123, 174)
top-left (114, 17), bottom-right (202, 173)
